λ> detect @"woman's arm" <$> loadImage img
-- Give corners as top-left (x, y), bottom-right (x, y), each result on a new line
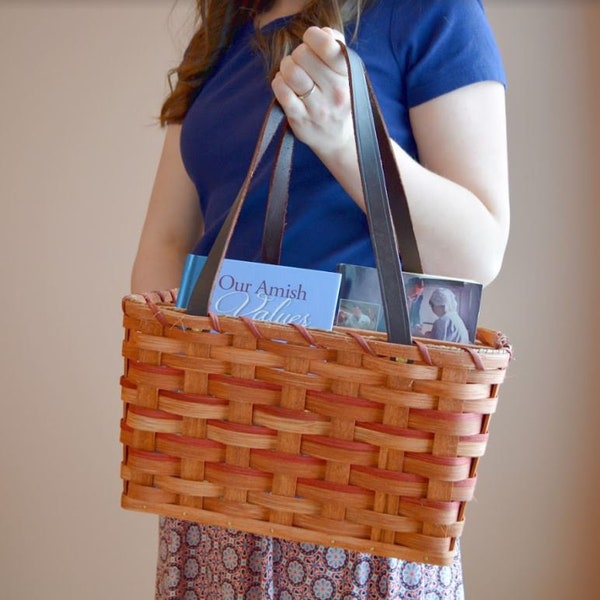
top-left (271, 27), bottom-right (510, 286)
top-left (131, 124), bottom-right (202, 293)
top-left (393, 80), bottom-right (509, 286)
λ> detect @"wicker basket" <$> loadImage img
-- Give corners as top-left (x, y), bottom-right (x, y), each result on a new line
top-left (119, 45), bottom-right (512, 566)
top-left (121, 294), bottom-right (510, 566)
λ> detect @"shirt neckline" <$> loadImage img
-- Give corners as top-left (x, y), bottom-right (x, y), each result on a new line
top-left (252, 14), bottom-right (295, 33)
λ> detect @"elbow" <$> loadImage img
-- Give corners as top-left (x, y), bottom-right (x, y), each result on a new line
top-left (434, 218), bottom-right (509, 287)
top-left (471, 221), bottom-right (510, 287)
top-left (477, 250), bottom-right (506, 287)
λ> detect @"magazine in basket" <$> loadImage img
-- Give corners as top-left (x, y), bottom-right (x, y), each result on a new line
top-left (336, 263), bottom-right (483, 344)
top-left (176, 254), bottom-right (342, 330)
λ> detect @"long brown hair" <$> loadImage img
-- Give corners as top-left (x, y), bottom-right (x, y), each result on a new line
top-left (160, 0), bottom-right (372, 125)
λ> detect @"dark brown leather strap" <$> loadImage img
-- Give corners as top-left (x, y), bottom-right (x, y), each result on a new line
top-left (343, 44), bottom-right (415, 343)
top-left (187, 46), bottom-right (422, 344)
top-left (365, 74), bottom-right (422, 275)
top-left (186, 100), bottom-right (285, 316)
top-left (261, 121), bottom-right (294, 264)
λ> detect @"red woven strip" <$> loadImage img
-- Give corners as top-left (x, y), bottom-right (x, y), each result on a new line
top-left (297, 478), bottom-right (367, 495)
top-left (409, 409), bottom-right (481, 424)
top-left (209, 312), bottom-right (222, 332)
top-left (290, 323), bottom-right (321, 347)
top-left (350, 464), bottom-right (427, 484)
top-left (304, 435), bottom-right (375, 453)
top-left (240, 316), bottom-right (265, 338)
top-left (345, 330), bottom-right (377, 355)
top-left (128, 405), bottom-right (183, 421)
top-left (129, 362), bottom-right (183, 376)
top-left (404, 452), bottom-right (468, 467)
top-left (142, 293), bottom-right (169, 327)
top-left (120, 420), bottom-right (134, 434)
top-left (464, 348), bottom-right (485, 371)
top-left (413, 340), bottom-right (434, 365)
top-left (160, 389), bottom-right (229, 406)
top-left (128, 448), bottom-right (179, 463)
top-left (459, 433), bottom-right (488, 443)
top-left (120, 375), bottom-right (136, 390)
top-left (156, 433), bottom-right (224, 449)
top-left (400, 496), bottom-right (461, 511)
top-left (307, 389), bottom-right (383, 409)
top-left (209, 373), bottom-right (281, 391)
top-left (255, 404), bottom-right (331, 423)
top-left (207, 420), bottom-right (274, 435)
top-left (356, 422), bottom-right (433, 440)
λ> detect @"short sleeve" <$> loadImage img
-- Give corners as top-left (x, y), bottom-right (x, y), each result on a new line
top-left (394, 0), bottom-right (506, 107)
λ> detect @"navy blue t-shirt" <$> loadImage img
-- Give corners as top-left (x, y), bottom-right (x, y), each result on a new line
top-left (181, 0), bottom-right (506, 272)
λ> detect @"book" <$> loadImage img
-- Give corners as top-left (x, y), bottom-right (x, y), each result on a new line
top-left (335, 263), bottom-right (483, 344)
top-left (176, 254), bottom-right (342, 331)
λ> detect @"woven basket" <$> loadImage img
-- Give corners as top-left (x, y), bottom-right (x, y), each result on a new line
top-left (121, 292), bottom-right (510, 566)
top-left (120, 45), bottom-right (512, 566)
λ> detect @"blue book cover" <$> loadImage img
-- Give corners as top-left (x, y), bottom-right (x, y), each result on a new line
top-left (176, 254), bottom-right (342, 331)
top-left (335, 263), bottom-right (482, 344)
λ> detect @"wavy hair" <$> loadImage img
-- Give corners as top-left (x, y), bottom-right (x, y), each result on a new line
top-left (160, 0), bottom-right (372, 125)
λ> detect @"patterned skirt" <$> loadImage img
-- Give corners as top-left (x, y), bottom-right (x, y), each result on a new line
top-left (155, 517), bottom-right (464, 599)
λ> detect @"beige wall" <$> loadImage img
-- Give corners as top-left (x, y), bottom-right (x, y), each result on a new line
top-left (1, 2), bottom-right (598, 599)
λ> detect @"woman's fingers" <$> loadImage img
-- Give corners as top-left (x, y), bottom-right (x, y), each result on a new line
top-left (277, 51), bottom-right (319, 103)
top-left (286, 28), bottom-right (347, 94)
top-left (272, 27), bottom-right (348, 109)
top-left (271, 71), bottom-right (315, 111)
top-left (301, 27), bottom-right (347, 78)
top-left (271, 26), bottom-right (354, 153)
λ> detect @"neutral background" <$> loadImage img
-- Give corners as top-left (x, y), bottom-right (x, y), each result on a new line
top-left (1, 1), bottom-right (598, 598)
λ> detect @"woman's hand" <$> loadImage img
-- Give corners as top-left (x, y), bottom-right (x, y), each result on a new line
top-left (271, 27), bottom-right (355, 160)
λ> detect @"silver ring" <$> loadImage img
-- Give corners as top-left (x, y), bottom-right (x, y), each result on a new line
top-left (297, 82), bottom-right (316, 101)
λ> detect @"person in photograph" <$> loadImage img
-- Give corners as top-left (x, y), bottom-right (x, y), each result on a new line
top-left (335, 307), bottom-right (350, 326)
top-left (347, 303), bottom-right (371, 328)
top-left (428, 287), bottom-right (471, 343)
top-left (406, 276), bottom-right (425, 335)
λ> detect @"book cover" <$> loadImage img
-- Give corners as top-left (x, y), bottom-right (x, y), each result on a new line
top-left (176, 254), bottom-right (342, 331)
top-left (335, 263), bottom-right (483, 344)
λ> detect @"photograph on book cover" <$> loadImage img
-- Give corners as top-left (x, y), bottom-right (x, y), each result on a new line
top-left (336, 298), bottom-right (382, 331)
top-left (335, 263), bottom-right (483, 344)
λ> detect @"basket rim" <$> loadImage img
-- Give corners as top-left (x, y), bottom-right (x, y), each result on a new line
top-left (122, 292), bottom-right (512, 362)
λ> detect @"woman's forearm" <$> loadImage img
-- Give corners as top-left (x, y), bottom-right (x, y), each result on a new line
top-left (316, 137), bottom-right (509, 286)
top-left (392, 142), bottom-right (508, 285)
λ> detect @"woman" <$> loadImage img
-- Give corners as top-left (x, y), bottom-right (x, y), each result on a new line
top-left (428, 288), bottom-right (471, 344)
top-left (131, 1), bottom-right (509, 597)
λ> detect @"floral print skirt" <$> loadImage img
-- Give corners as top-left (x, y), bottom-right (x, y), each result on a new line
top-left (155, 517), bottom-right (464, 599)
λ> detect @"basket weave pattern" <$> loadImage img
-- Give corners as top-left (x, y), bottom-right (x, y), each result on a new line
top-left (120, 290), bottom-right (510, 566)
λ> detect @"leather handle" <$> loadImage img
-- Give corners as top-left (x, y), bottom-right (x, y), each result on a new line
top-left (261, 122), bottom-right (294, 265)
top-left (186, 102), bottom-right (286, 316)
top-left (187, 45), bottom-right (422, 344)
top-left (343, 43), bottom-right (413, 344)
